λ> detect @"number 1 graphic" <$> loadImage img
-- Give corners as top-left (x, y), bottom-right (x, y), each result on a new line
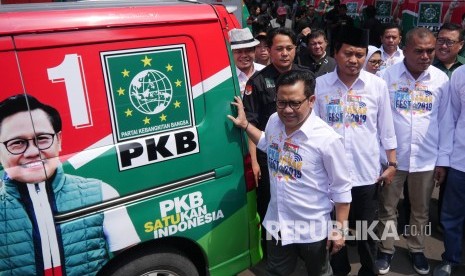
top-left (48, 54), bottom-right (93, 128)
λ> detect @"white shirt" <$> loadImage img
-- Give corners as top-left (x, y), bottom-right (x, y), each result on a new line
top-left (379, 45), bottom-right (404, 70)
top-left (380, 62), bottom-right (453, 171)
top-left (448, 65), bottom-right (465, 172)
top-left (314, 70), bottom-right (397, 186)
top-left (236, 62), bottom-right (265, 97)
top-left (257, 112), bottom-right (352, 245)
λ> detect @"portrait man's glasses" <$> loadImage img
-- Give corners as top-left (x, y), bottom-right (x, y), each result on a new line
top-left (276, 97), bottom-right (309, 110)
top-left (436, 38), bottom-right (461, 47)
top-left (1, 133), bottom-right (56, 155)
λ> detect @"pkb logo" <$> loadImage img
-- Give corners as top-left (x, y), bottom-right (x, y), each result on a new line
top-left (101, 45), bottom-right (199, 170)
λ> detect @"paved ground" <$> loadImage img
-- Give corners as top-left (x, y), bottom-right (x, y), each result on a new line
top-left (239, 186), bottom-right (465, 275)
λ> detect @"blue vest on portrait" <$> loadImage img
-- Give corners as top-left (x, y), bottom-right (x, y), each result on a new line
top-left (0, 165), bottom-right (108, 275)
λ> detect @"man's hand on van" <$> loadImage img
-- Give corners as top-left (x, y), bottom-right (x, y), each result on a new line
top-left (228, 96), bottom-right (248, 129)
top-left (227, 96), bottom-right (262, 146)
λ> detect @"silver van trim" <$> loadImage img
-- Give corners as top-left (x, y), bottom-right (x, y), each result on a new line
top-left (54, 171), bottom-right (215, 224)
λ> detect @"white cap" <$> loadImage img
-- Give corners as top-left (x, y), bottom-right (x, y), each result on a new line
top-left (228, 28), bottom-right (260, 50)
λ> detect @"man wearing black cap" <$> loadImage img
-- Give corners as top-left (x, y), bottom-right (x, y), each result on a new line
top-left (313, 25), bottom-right (398, 276)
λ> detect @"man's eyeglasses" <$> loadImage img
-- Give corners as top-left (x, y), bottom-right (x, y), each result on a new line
top-left (276, 98), bottom-right (308, 110)
top-left (368, 59), bottom-right (384, 66)
top-left (436, 38), bottom-right (461, 47)
top-left (1, 133), bottom-right (56, 155)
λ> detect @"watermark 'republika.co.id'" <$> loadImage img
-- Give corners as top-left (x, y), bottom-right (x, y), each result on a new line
top-left (264, 219), bottom-right (432, 241)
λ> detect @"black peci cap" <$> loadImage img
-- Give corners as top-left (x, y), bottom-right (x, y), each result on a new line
top-left (335, 25), bottom-right (369, 48)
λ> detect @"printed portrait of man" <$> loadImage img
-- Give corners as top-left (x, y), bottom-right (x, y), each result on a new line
top-left (0, 94), bottom-right (140, 275)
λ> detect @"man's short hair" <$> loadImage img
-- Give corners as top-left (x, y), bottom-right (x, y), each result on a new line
top-left (0, 94), bottom-right (62, 134)
top-left (266, 27), bottom-right (297, 48)
top-left (307, 29), bottom-right (327, 42)
top-left (438, 23), bottom-right (464, 42)
top-left (405, 27), bottom-right (434, 47)
top-left (276, 70), bottom-right (316, 98)
top-left (382, 23), bottom-right (402, 36)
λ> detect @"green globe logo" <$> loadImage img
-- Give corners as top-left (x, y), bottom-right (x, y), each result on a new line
top-left (423, 7), bottom-right (437, 21)
top-left (129, 69), bottom-right (173, 115)
top-left (378, 4), bottom-right (388, 16)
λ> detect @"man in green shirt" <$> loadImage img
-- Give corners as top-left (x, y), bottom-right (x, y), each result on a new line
top-left (433, 23), bottom-right (465, 78)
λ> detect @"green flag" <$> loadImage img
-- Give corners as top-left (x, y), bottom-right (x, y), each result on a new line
top-left (418, 3), bottom-right (442, 25)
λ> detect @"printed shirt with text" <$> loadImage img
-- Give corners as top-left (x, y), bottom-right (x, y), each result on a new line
top-left (379, 62), bottom-right (453, 172)
top-left (379, 46), bottom-right (404, 70)
top-left (257, 112), bottom-right (352, 245)
top-left (314, 70), bottom-right (397, 186)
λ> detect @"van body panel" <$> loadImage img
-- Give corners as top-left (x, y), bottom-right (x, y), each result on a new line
top-left (0, 37), bottom-right (23, 95)
top-left (0, 2), bottom-right (219, 35)
top-left (0, 1), bottom-right (261, 275)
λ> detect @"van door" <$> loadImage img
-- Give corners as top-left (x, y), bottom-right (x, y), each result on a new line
top-left (8, 3), bottom-right (254, 275)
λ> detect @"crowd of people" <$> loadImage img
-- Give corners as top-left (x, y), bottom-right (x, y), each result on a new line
top-left (228, 1), bottom-right (465, 275)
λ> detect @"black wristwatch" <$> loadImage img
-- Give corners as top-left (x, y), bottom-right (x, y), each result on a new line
top-left (387, 161), bottom-right (398, 169)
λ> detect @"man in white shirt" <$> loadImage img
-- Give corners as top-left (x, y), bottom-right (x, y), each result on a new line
top-left (229, 28), bottom-right (265, 97)
top-left (377, 27), bottom-right (453, 275)
top-left (228, 70), bottom-right (351, 276)
top-left (433, 65), bottom-right (465, 276)
top-left (379, 23), bottom-right (404, 70)
top-left (313, 25), bottom-right (397, 276)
